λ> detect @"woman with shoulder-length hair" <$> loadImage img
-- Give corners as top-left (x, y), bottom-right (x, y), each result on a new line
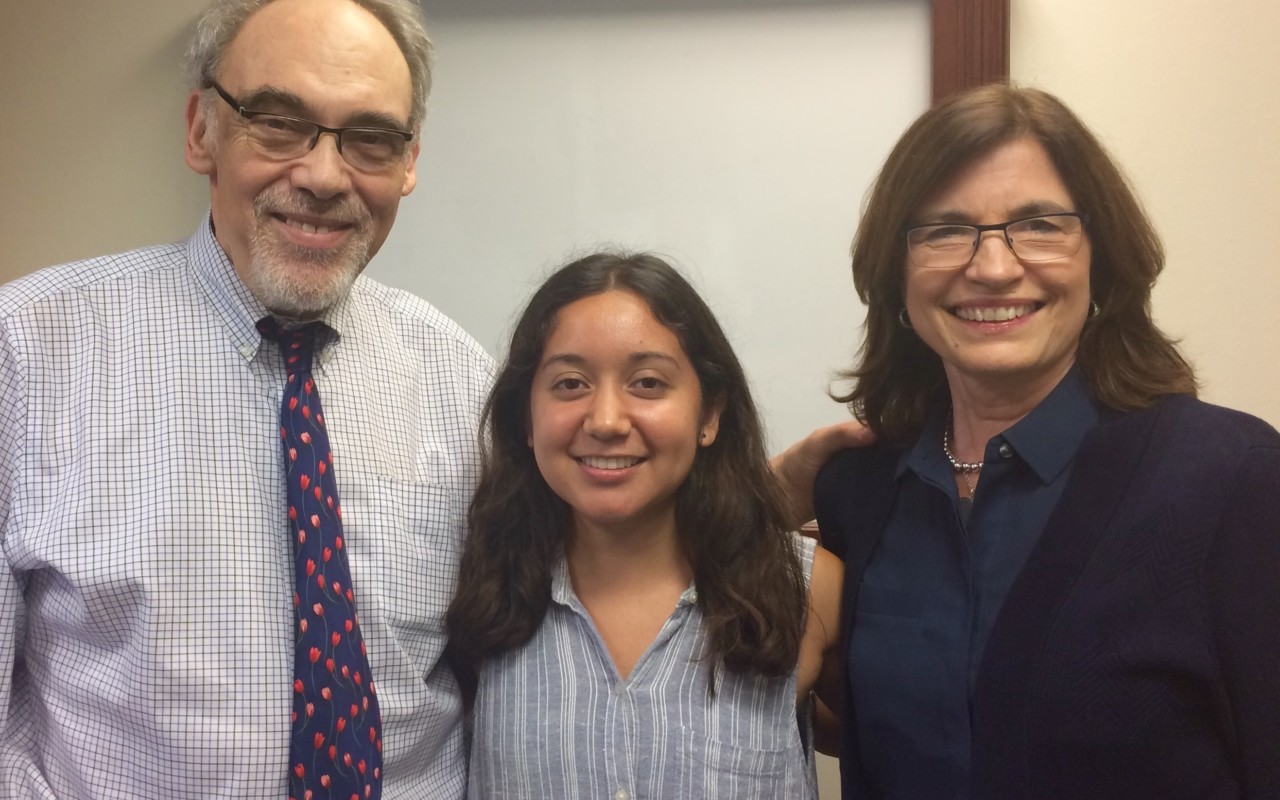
top-left (813, 83), bottom-right (1280, 799)
top-left (448, 252), bottom-right (844, 799)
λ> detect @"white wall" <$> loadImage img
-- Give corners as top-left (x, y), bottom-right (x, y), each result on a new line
top-left (1012, 0), bottom-right (1280, 426)
top-left (382, 2), bottom-right (930, 452)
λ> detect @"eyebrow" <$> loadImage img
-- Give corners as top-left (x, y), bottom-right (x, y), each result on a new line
top-left (913, 200), bottom-right (1074, 226)
top-left (234, 84), bottom-right (412, 131)
top-left (539, 351), bottom-right (683, 370)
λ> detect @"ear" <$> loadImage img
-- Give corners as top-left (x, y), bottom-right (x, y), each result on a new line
top-left (184, 90), bottom-right (216, 176)
top-left (698, 395), bottom-right (725, 447)
top-left (400, 139), bottom-right (421, 196)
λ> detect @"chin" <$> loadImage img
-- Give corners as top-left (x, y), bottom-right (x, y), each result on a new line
top-left (250, 250), bottom-right (367, 318)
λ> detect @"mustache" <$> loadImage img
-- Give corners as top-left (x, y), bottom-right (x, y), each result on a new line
top-left (252, 187), bottom-right (372, 229)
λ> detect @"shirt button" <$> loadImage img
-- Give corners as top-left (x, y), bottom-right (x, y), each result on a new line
top-left (615, 788), bottom-right (629, 800)
top-left (998, 443), bottom-right (1012, 458)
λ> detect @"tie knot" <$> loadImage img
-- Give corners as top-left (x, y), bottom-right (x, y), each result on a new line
top-left (257, 317), bottom-right (326, 373)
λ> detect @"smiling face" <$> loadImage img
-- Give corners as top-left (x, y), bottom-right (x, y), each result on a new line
top-left (528, 290), bottom-right (721, 542)
top-left (184, 0), bottom-right (420, 319)
top-left (903, 137), bottom-right (1092, 400)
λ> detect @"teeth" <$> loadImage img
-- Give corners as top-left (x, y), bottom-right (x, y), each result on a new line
top-left (287, 218), bottom-right (332, 235)
top-left (955, 305), bottom-right (1033, 322)
top-left (581, 456), bottom-right (641, 470)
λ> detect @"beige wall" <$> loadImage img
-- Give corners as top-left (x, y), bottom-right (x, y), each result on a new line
top-left (0, 2), bottom-right (208, 281)
top-left (1012, 0), bottom-right (1280, 426)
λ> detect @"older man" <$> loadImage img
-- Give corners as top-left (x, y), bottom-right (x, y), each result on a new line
top-left (0, 0), bottom-right (489, 796)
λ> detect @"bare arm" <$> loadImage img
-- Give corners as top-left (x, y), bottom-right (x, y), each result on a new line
top-left (797, 545), bottom-right (844, 756)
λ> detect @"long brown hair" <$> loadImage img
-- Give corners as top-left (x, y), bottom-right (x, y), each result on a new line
top-left (447, 252), bottom-right (807, 680)
top-left (835, 84), bottom-right (1197, 441)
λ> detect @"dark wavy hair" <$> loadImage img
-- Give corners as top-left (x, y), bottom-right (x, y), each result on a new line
top-left (447, 252), bottom-right (807, 681)
top-left (835, 83), bottom-right (1197, 442)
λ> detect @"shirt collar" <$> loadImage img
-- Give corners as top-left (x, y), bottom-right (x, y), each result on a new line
top-left (901, 366), bottom-right (1101, 486)
top-left (188, 215), bottom-right (268, 362)
top-left (187, 213), bottom-right (354, 363)
top-left (999, 367), bottom-right (1100, 484)
top-left (551, 557), bottom-right (576, 606)
top-left (901, 406), bottom-right (950, 481)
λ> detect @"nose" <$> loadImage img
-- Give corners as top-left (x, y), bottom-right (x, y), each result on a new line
top-left (965, 229), bottom-right (1024, 286)
top-left (582, 386), bottom-right (631, 440)
top-left (290, 131), bottom-right (353, 200)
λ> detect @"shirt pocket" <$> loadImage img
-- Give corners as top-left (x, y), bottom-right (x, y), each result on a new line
top-left (678, 725), bottom-right (807, 800)
top-left (341, 475), bottom-right (466, 669)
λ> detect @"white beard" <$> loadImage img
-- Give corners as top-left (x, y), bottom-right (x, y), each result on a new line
top-left (244, 186), bottom-right (374, 319)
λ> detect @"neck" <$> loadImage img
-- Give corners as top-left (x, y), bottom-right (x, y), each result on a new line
top-left (566, 514), bottom-right (691, 594)
top-left (945, 362), bottom-right (1073, 462)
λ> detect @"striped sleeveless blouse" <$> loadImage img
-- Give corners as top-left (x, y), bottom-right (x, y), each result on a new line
top-left (467, 534), bottom-right (818, 799)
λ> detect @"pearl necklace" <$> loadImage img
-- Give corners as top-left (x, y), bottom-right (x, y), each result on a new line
top-left (943, 422), bottom-right (983, 498)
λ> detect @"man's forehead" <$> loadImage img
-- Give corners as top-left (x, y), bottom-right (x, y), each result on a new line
top-left (219, 0), bottom-right (413, 120)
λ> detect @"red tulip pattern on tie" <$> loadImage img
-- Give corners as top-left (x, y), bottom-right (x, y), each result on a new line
top-left (258, 318), bottom-right (383, 800)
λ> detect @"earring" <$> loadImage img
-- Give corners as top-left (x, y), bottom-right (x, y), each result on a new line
top-left (898, 308), bottom-right (913, 330)
top-left (1087, 300), bottom-right (1100, 320)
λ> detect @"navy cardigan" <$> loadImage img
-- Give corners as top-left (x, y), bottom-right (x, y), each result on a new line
top-left (815, 394), bottom-right (1280, 799)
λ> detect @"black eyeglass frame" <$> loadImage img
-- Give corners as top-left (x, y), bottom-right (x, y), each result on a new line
top-left (904, 211), bottom-right (1090, 269)
top-left (207, 81), bottom-right (415, 166)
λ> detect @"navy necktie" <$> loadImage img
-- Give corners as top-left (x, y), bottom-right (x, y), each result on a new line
top-left (258, 318), bottom-right (383, 800)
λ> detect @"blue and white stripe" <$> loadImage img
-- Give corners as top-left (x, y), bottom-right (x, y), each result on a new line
top-left (468, 535), bottom-right (818, 800)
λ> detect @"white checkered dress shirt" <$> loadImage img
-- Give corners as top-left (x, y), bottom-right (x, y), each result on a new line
top-left (0, 219), bottom-right (494, 798)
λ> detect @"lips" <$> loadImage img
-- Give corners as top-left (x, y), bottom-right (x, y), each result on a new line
top-left (577, 455), bottom-right (644, 470)
top-left (953, 303), bottom-right (1039, 322)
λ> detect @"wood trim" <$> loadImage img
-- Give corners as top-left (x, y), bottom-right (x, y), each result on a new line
top-left (931, 0), bottom-right (1010, 104)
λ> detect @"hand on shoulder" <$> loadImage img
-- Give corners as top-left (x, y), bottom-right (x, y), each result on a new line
top-left (772, 419), bottom-right (875, 526)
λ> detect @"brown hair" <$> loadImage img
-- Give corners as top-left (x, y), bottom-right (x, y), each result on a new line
top-left (835, 83), bottom-right (1197, 442)
top-left (447, 252), bottom-right (807, 682)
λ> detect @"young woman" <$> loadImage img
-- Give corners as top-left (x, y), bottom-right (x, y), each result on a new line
top-left (447, 252), bottom-right (843, 800)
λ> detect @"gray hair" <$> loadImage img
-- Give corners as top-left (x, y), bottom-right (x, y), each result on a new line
top-left (185, 0), bottom-right (433, 129)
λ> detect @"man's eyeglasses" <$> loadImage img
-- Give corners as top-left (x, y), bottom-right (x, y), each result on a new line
top-left (905, 212), bottom-right (1088, 270)
top-left (208, 81), bottom-right (414, 173)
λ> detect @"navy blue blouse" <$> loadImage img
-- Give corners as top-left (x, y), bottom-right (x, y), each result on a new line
top-left (849, 370), bottom-right (1100, 798)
